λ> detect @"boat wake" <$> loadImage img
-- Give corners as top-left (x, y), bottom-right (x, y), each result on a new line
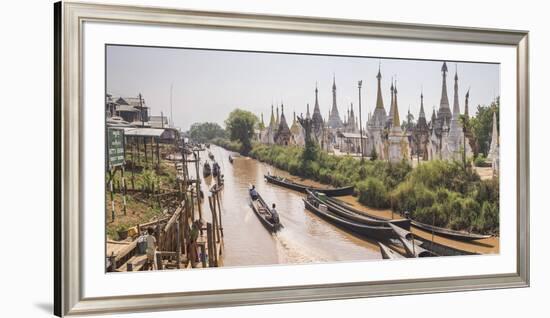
top-left (273, 230), bottom-right (333, 264)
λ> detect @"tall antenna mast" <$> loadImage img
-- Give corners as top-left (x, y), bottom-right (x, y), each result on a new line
top-left (170, 83), bottom-right (174, 127)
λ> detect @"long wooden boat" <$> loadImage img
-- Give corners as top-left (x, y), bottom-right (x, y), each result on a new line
top-left (265, 174), bottom-right (354, 197)
top-left (415, 236), bottom-right (479, 256)
top-left (303, 197), bottom-right (396, 241)
top-left (323, 196), bottom-right (411, 230)
top-left (411, 220), bottom-right (492, 241)
top-left (203, 162), bottom-right (211, 178)
top-left (249, 188), bottom-right (282, 232)
top-left (307, 189), bottom-right (411, 230)
top-left (378, 242), bottom-right (405, 259)
top-left (384, 223), bottom-right (434, 257)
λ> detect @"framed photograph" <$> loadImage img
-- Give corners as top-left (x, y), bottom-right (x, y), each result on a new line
top-left (54, 1), bottom-right (529, 316)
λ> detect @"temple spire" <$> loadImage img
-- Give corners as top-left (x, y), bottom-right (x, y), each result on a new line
top-left (313, 83), bottom-right (321, 115)
top-left (375, 64), bottom-right (384, 110)
top-left (487, 109), bottom-right (498, 160)
top-left (276, 105), bottom-right (280, 127)
top-left (419, 91), bottom-right (426, 119)
top-left (389, 77), bottom-right (395, 121)
top-left (452, 64), bottom-right (460, 117)
top-left (392, 80), bottom-right (400, 128)
top-left (440, 61), bottom-right (450, 111)
top-left (464, 88), bottom-right (470, 120)
top-left (269, 104), bottom-right (275, 129)
top-left (328, 74), bottom-right (343, 128)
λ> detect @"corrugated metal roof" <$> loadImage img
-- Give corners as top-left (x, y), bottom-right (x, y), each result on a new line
top-left (116, 105), bottom-right (140, 112)
top-left (123, 128), bottom-right (166, 137)
top-left (338, 132), bottom-right (368, 139)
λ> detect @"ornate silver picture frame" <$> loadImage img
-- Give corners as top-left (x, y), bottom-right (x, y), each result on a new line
top-left (54, 1), bottom-right (529, 316)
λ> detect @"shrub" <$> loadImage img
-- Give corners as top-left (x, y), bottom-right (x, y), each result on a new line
top-left (474, 155), bottom-right (487, 167)
top-left (357, 177), bottom-right (389, 208)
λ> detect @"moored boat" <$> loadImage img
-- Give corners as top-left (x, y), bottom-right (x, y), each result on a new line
top-left (203, 161), bottom-right (211, 178)
top-left (410, 220), bottom-right (492, 241)
top-left (307, 190), bottom-right (411, 230)
top-left (249, 187), bottom-right (282, 232)
top-left (265, 174), bottom-right (354, 197)
top-left (303, 196), bottom-right (396, 241)
top-left (378, 242), bottom-right (405, 259)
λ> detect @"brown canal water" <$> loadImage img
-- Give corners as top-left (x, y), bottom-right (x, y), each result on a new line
top-left (193, 145), bottom-right (381, 267)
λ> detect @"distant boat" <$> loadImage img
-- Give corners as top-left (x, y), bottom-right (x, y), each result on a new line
top-left (212, 162), bottom-right (220, 177)
top-left (249, 186), bottom-right (282, 232)
top-left (203, 161), bottom-right (211, 178)
top-left (264, 174), bottom-right (354, 197)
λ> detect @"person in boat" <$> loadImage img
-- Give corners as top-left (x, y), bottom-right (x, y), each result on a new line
top-left (145, 227), bottom-right (157, 270)
top-left (270, 203), bottom-right (280, 224)
top-left (250, 185), bottom-right (258, 200)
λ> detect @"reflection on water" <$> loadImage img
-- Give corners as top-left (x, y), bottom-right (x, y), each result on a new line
top-left (193, 145), bottom-right (380, 267)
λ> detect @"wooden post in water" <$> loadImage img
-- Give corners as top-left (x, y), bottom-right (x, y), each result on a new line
top-left (214, 192), bottom-right (223, 237)
top-left (175, 220), bottom-right (181, 269)
top-left (199, 244), bottom-right (206, 268)
top-left (206, 223), bottom-right (214, 267)
top-left (156, 252), bottom-right (163, 270)
top-left (208, 196), bottom-right (220, 243)
top-left (195, 150), bottom-right (203, 221)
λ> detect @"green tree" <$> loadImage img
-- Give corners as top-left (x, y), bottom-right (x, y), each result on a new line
top-left (470, 98), bottom-right (499, 156)
top-left (188, 122), bottom-right (227, 143)
top-left (225, 109), bottom-right (258, 154)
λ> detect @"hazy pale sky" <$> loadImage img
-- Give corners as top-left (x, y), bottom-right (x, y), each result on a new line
top-left (106, 45), bottom-right (500, 131)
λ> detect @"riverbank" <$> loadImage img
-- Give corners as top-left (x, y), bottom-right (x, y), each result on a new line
top-left (243, 152), bottom-right (499, 254)
top-left (213, 140), bottom-right (499, 236)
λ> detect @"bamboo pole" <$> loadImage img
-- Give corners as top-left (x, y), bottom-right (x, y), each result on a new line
top-left (175, 221), bottom-right (181, 269)
top-left (131, 138), bottom-right (135, 190)
top-left (208, 196), bottom-right (220, 243)
top-left (215, 192), bottom-right (223, 237)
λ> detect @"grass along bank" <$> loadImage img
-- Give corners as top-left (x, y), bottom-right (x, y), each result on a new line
top-left (106, 156), bottom-right (181, 240)
top-left (215, 140), bottom-right (499, 235)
